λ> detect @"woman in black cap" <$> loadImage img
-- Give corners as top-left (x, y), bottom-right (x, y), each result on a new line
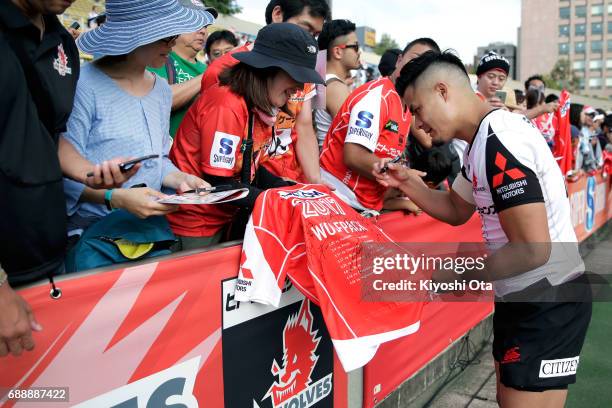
top-left (168, 23), bottom-right (324, 250)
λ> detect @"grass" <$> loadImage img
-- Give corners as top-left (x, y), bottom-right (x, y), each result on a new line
top-left (567, 301), bottom-right (612, 408)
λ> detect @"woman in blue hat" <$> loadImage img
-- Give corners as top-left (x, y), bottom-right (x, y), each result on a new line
top-left (168, 22), bottom-right (324, 250)
top-left (60, 0), bottom-right (216, 266)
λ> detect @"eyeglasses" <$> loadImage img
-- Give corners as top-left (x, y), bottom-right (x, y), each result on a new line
top-left (159, 35), bottom-right (179, 44)
top-left (211, 48), bottom-right (234, 58)
top-left (337, 43), bottom-right (360, 52)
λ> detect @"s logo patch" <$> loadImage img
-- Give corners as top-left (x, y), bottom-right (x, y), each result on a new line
top-left (210, 132), bottom-right (241, 170)
top-left (355, 111), bottom-right (374, 129)
top-left (219, 138), bottom-right (234, 155)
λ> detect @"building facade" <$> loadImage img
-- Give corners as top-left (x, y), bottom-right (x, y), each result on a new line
top-left (520, 0), bottom-right (612, 98)
top-left (475, 42), bottom-right (517, 79)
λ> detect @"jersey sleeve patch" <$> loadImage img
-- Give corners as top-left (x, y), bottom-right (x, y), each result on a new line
top-left (485, 131), bottom-right (543, 212)
top-left (209, 131), bottom-right (241, 170)
top-left (345, 85), bottom-right (383, 152)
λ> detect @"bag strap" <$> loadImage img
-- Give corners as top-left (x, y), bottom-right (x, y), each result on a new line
top-left (165, 57), bottom-right (177, 85)
top-left (240, 110), bottom-right (255, 184)
top-left (2, 26), bottom-right (55, 135)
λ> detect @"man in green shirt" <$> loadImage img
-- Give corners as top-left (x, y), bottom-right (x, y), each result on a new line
top-left (149, 0), bottom-right (217, 137)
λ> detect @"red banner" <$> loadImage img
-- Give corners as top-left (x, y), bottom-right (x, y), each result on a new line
top-left (553, 90), bottom-right (573, 175)
top-left (1, 247), bottom-right (347, 408)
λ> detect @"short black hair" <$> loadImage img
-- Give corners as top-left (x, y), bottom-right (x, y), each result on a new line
top-left (395, 50), bottom-right (468, 97)
top-left (317, 19), bottom-right (356, 52)
top-left (265, 0), bottom-right (331, 25)
top-left (205, 30), bottom-right (239, 56)
top-left (378, 48), bottom-right (402, 77)
top-left (524, 74), bottom-right (545, 90)
top-left (603, 114), bottom-right (612, 130)
top-left (402, 37), bottom-right (440, 55)
top-left (569, 103), bottom-right (583, 128)
top-left (411, 147), bottom-right (454, 186)
top-left (544, 93), bottom-right (559, 104)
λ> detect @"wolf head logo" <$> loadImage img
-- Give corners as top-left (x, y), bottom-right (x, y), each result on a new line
top-left (264, 300), bottom-right (320, 407)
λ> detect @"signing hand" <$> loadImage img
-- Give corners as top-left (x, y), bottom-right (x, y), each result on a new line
top-left (373, 159), bottom-right (428, 191)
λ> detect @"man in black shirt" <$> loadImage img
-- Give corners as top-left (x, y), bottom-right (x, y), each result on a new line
top-left (0, 0), bottom-right (82, 357)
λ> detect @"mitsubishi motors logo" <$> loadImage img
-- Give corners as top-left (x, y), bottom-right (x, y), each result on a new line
top-left (492, 152), bottom-right (525, 188)
top-left (260, 299), bottom-right (332, 408)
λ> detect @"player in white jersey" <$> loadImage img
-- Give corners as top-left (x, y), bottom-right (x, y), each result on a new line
top-left (374, 51), bottom-right (591, 408)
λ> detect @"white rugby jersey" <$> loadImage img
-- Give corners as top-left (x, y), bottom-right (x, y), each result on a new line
top-left (451, 109), bottom-right (583, 296)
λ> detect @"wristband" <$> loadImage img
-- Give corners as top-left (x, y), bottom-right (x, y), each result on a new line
top-left (104, 189), bottom-right (114, 211)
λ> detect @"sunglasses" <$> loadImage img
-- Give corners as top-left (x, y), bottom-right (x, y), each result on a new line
top-left (159, 34), bottom-right (179, 44)
top-left (337, 43), bottom-right (360, 52)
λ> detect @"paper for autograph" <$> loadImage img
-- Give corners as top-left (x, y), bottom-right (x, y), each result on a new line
top-left (157, 189), bottom-right (249, 205)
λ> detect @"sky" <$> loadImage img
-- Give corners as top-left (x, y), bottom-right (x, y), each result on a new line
top-left (235, 0), bottom-right (522, 64)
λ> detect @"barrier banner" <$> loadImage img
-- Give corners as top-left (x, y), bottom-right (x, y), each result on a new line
top-left (222, 279), bottom-right (334, 408)
top-left (2, 174), bottom-right (610, 408)
top-left (568, 172), bottom-right (612, 241)
top-left (1, 247), bottom-right (346, 407)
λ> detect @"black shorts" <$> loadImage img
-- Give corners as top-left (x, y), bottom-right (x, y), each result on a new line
top-left (492, 275), bottom-right (593, 392)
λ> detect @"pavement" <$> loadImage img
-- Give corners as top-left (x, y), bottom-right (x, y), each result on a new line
top-left (417, 227), bottom-right (612, 408)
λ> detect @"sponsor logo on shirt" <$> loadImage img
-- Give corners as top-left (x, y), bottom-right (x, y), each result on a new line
top-left (53, 44), bottom-right (72, 76)
top-left (472, 173), bottom-right (486, 192)
top-left (501, 346), bottom-right (521, 364)
top-left (355, 111), bottom-right (374, 128)
top-left (384, 120), bottom-right (399, 133)
top-left (210, 132), bottom-right (240, 169)
top-left (279, 189), bottom-right (328, 200)
top-left (477, 205), bottom-right (497, 215)
top-left (539, 356), bottom-right (579, 378)
top-left (262, 300), bottom-right (332, 408)
top-left (492, 152), bottom-right (526, 188)
top-left (348, 111), bottom-right (375, 140)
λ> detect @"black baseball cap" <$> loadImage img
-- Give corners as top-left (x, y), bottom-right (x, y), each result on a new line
top-left (233, 23), bottom-right (324, 85)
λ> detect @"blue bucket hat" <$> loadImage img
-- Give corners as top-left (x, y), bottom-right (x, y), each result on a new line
top-left (77, 0), bottom-right (216, 56)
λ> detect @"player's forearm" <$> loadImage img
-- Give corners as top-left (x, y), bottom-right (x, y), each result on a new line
top-left (399, 186), bottom-right (463, 225)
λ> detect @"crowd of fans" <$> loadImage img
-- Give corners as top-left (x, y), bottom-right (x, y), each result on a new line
top-left (1, 0), bottom-right (611, 358)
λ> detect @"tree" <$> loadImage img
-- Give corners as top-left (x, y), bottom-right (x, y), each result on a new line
top-left (374, 33), bottom-right (399, 56)
top-left (206, 0), bottom-right (242, 15)
top-left (543, 59), bottom-right (580, 92)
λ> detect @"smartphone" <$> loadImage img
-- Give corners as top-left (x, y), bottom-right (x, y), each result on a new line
top-left (70, 21), bottom-right (80, 30)
top-left (118, 154), bottom-right (159, 172)
top-left (86, 154), bottom-right (159, 177)
top-left (495, 90), bottom-right (507, 104)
